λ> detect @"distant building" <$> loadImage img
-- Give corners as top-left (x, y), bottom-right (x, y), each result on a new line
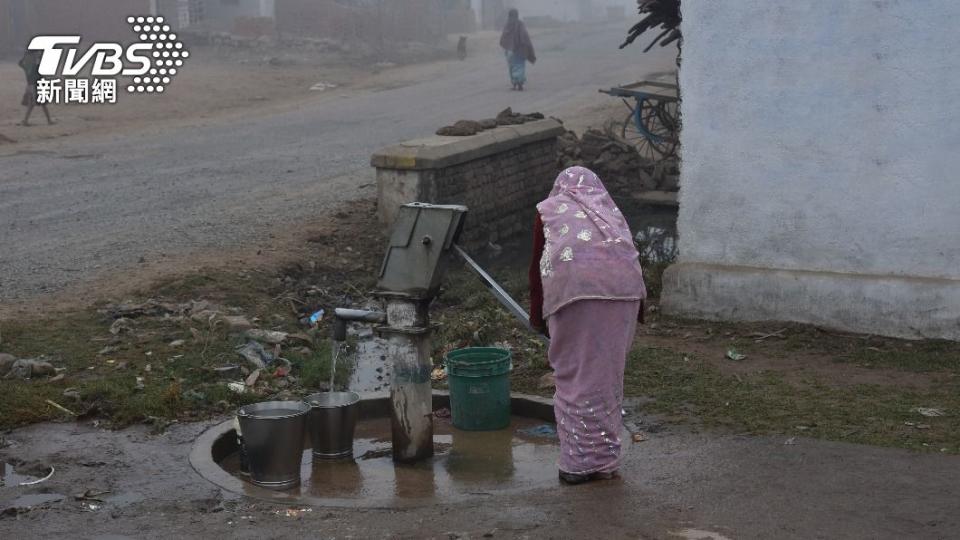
top-left (664, 1), bottom-right (960, 340)
top-left (0, 0), bottom-right (151, 54)
top-left (274, 0), bottom-right (473, 44)
top-left (473, 0), bottom-right (632, 30)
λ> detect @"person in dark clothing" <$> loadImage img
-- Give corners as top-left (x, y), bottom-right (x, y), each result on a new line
top-left (499, 9), bottom-right (536, 91)
top-left (18, 50), bottom-right (54, 127)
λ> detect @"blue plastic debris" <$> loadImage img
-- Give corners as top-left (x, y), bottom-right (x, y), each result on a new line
top-left (309, 309), bottom-right (325, 325)
top-left (520, 424), bottom-right (557, 438)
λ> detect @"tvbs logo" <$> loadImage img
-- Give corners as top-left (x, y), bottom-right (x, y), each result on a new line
top-left (28, 15), bottom-right (189, 104)
top-left (30, 36), bottom-right (153, 77)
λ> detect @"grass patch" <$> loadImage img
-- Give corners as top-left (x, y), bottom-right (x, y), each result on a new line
top-left (0, 268), bottom-right (354, 431)
top-left (148, 269), bottom-right (282, 320)
top-left (624, 346), bottom-right (960, 453)
top-left (839, 341), bottom-right (960, 373)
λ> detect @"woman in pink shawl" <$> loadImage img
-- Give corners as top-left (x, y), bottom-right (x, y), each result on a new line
top-left (529, 166), bottom-right (646, 484)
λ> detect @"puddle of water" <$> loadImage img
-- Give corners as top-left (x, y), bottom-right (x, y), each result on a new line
top-left (103, 491), bottom-right (146, 508)
top-left (1, 462), bottom-right (40, 487)
top-left (220, 416), bottom-right (560, 502)
top-left (6, 493), bottom-right (65, 509)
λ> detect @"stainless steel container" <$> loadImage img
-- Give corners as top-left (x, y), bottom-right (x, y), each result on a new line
top-left (305, 392), bottom-right (360, 460)
top-left (236, 400), bottom-right (310, 490)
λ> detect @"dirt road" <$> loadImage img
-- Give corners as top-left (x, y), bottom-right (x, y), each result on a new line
top-left (0, 23), bottom-right (676, 304)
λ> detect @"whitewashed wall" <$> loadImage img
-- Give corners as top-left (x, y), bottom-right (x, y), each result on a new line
top-left (663, 1), bottom-right (960, 339)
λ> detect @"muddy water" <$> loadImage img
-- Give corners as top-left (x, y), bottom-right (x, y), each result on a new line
top-left (1, 462), bottom-right (43, 487)
top-left (219, 416), bottom-right (559, 502)
top-left (6, 493), bottom-right (65, 508)
top-left (0, 462), bottom-right (65, 511)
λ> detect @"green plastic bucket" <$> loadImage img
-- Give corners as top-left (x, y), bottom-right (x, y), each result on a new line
top-left (445, 347), bottom-right (512, 431)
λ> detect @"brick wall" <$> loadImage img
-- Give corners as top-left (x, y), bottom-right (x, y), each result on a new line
top-left (419, 139), bottom-right (556, 246)
top-left (373, 120), bottom-right (563, 250)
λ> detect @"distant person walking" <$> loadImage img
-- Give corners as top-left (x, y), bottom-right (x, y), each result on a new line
top-left (18, 50), bottom-right (54, 127)
top-left (499, 9), bottom-right (536, 91)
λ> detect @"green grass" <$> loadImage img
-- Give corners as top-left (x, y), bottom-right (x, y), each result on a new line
top-left (0, 269), bottom-right (352, 431)
top-left (0, 312), bottom-right (261, 430)
top-left (839, 341), bottom-right (960, 372)
top-left (624, 346), bottom-right (960, 453)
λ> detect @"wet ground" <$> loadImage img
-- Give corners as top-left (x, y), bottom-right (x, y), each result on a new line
top-left (217, 416), bottom-right (561, 506)
top-left (2, 418), bottom-right (958, 539)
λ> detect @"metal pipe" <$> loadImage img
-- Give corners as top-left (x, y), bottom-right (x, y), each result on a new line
top-left (381, 297), bottom-right (434, 463)
top-left (454, 245), bottom-right (550, 345)
top-left (332, 308), bottom-right (387, 342)
top-left (333, 308), bottom-right (387, 323)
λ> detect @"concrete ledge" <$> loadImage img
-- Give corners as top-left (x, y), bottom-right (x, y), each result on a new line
top-left (661, 262), bottom-right (960, 340)
top-left (371, 119), bottom-right (565, 170)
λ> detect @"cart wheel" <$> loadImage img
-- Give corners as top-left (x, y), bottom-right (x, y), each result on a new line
top-left (622, 100), bottom-right (679, 161)
top-left (652, 101), bottom-right (680, 155)
top-left (621, 102), bottom-right (660, 162)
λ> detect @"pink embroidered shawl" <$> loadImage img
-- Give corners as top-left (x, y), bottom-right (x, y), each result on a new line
top-left (535, 166), bottom-right (646, 318)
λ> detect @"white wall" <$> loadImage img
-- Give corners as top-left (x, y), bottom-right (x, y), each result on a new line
top-left (665, 1), bottom-right (960, 339)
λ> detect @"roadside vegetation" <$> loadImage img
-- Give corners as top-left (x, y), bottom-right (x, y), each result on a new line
top-left (2, 206), bottom-right (958, 455)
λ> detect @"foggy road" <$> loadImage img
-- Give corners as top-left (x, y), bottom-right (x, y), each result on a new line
top-left (0, 22), bottom-right (676, 302)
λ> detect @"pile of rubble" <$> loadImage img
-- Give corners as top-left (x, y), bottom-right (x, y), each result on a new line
top-left (436, 108), bottom-right (545, 136)
top-left (557, 126), bottom-right (680, 193)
